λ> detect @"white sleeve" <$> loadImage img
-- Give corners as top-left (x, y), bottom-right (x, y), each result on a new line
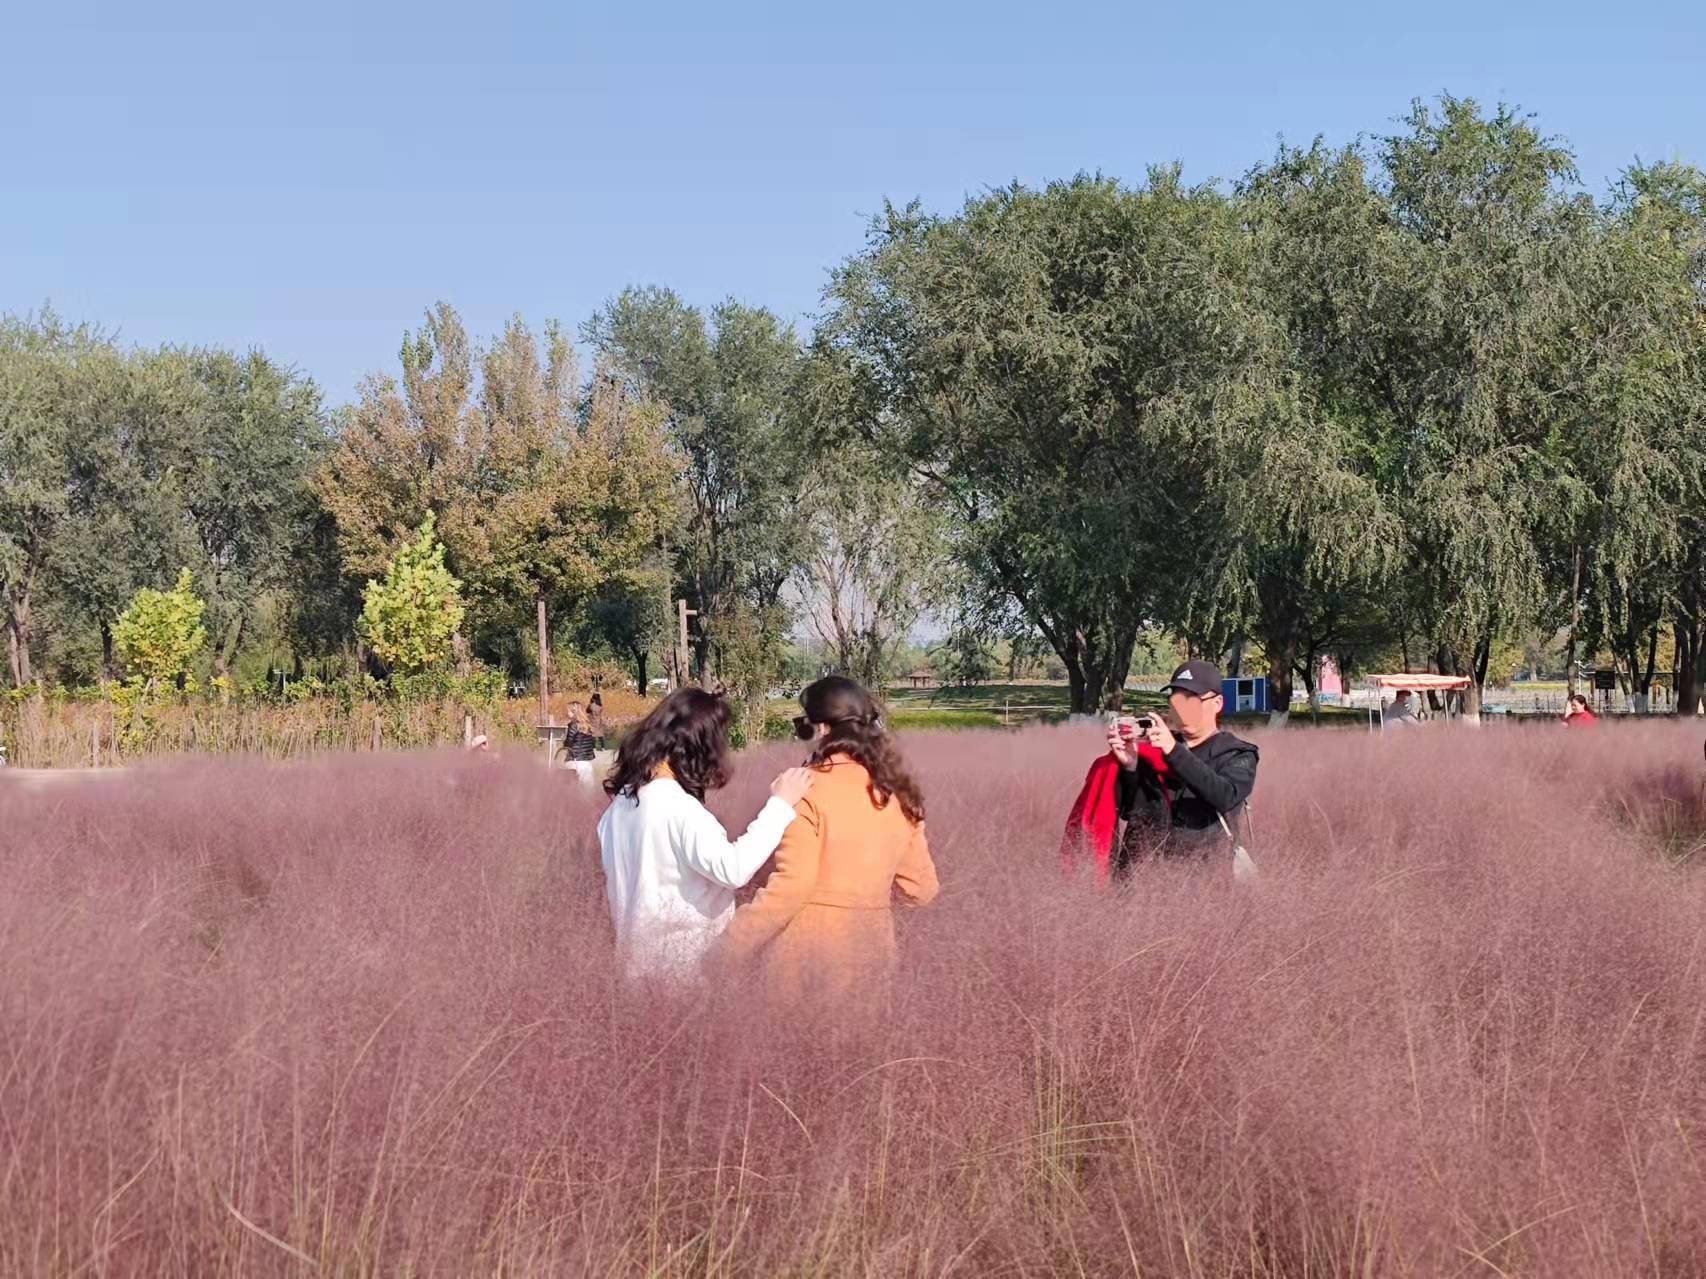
top-left (677, 795), bottom-right (798, 889)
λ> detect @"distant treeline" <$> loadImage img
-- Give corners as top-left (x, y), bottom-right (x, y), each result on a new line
top-left (4, 95), bottom-right (1704, 718)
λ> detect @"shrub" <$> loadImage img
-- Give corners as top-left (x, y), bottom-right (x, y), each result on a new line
top-left (389, 666), bottom-right (506, 706)
top-left (358, 514), bottom-right (465, 675)
top-left (112, 569), bottom-right (206, 685)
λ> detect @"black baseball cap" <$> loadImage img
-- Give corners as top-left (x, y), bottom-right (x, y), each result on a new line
top-left (1163, 660), bottom-right (1223, 698)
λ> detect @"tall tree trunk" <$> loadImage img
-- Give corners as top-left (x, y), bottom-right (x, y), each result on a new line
top-left (632, 646), bottom-right (648, 696)
top-left (537, 596), bottom-right (550, 724)
top-left (101, 620), bottom-right (116, 682)
top-left (1054, 617), bottom-right (1137, 714)
top-left (1567, 543), bottom-right (1582, 697)
top-left (1055, 624), bottom-right (1090, 713)
top-left (1064, 652), bottom-right (1088, 715)
top-left (1225, 638), bottom-right (1245, 679)
top-left (6, 595), bottom-right (32, 688)
top-left (1084, 620), bottom-right (1139, 713)
top-left (216, 613), bottom-right (247, 683)
top-left (1678, 617), bottom-right (1703, 718)
top-left (1617, 630), bottom-right (1642, 708)
top-left (1266, 640), bottom-right (1296, 728)
top-left (1463, 634), bottom-right (1490, 724)
top-left (1632, 623), bottom-right (1659, 714)
top-left (1429, 644), bottom-right (1452, 715)
top-left (689, 578), bottom-right (712, 684)
top-left (1299, 651), bottom-right (1319, 723)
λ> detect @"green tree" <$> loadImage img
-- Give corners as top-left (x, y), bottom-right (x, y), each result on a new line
top-left (1587, 162), bottom-right (1706, 715)
top-left (358, 514), bottom-right (465, 676)
top-left (281, 509), bottom-right (365, 673)
top-left (317, 303), bottom-right (477, 584)
top-left (821, 172), bottom-right (1276, 711)
top-left (931, 624), bottom-right (996, 688)
top-left (794, 438), bottom-right (948, 692)
top-left (112, 569), bottom-right (207, 686)
top-left (584, 561), bottom-right (674, 693)
top-left (1374, 99), bottom-right (1584, 718)
top-left (321, 307), bottom-right (680, 678)
top-left (704, 599), bottom-right (788, 745)
top-left (181, 348), bottom-right (329, 680)
top-left (1229, 141), bottom-right (1406, 722)
top-left (1, 312), bottom-right (75, 687)
top-left (1, 314), bottom-right (190, 686)
top-left (1245, 99), bottom-right (1586, 718)
top-left (461, 348), bottom-right (680, 681)
top-left (584, 288), bottom-right (809, 683)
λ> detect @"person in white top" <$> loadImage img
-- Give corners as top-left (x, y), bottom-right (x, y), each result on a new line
top-left (597, 688), bottom-right (814, 982)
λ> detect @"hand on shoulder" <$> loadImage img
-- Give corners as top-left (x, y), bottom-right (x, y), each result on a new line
top-left (770, 767), bottom-right (815, 808)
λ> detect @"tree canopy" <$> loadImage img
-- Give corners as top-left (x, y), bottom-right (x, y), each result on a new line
top-left (5, 95), bottom-right (1705, 718)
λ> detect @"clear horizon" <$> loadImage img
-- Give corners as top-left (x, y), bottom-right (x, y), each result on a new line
top-left (6, 0), bottom-right (1704, 406)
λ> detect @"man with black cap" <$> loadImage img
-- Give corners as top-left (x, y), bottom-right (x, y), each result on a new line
top-left (1106, 659), bottom-right (1259, 870)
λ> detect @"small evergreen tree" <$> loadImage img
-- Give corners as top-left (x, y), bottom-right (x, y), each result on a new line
top-left (359, 514), bottom-right (465, 675)
top-left (112, 570), bottom-right (207, 687)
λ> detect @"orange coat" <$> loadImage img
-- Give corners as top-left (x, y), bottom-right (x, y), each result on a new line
top-left (721, 756), bottom-right (938, 1004)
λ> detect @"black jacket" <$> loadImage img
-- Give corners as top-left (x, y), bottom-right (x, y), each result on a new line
top-left (561, 728), bottom-right (599, 763)
top-left (1115, 730), bottom-right (1258, 866)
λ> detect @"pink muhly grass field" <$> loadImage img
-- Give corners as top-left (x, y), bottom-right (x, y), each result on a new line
top-left (3, 723), bottom-right (1706, 1276)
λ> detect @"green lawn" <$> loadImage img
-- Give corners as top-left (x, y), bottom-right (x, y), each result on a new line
top-left (882, 681), bottom-right (1378, 732)
top-left (882, 682), bottom-right (1167, 728)
top-left (760, 681), bottom-right (1585, 736)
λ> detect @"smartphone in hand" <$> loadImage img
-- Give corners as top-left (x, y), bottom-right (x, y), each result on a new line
top-left (1117, 715), bottom-right (1155, 739)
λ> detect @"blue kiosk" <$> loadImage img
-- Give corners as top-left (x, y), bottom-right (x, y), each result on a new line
top-left (1222, 675), bottom-right (1269, 715)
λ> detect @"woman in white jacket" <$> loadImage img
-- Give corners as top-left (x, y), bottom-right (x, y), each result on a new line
top-left (597, 688), bottom-right (812, 982)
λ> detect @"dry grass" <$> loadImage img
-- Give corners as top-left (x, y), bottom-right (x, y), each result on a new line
top-left (0, 690), bottom-right (652, 768)
top-left (2, 722), bottom-right (1705, 1275)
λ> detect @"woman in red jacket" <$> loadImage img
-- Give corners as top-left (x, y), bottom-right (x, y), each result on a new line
top-left (1563, 693), bottom-right (1599, 726)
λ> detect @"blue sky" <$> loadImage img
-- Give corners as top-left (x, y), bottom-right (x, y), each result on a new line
top-left (5, 0), bottom-right (1703, 405)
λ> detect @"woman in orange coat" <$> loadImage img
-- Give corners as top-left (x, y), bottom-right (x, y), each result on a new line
top-left (719, 677), bottom-right (938, 1007)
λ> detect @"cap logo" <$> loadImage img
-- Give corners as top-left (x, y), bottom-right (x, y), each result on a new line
top-left (1174, 667), bottom-right (1192, 682)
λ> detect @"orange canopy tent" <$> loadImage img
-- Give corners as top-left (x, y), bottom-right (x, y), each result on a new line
top-left (1366, 672), bottom-right (1473, 728)
top-left (1369, 673), bottom-right (1472, 692)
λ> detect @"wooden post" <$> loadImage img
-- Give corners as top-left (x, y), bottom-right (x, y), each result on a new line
top-left (675, 599), bottom-right (698, 689)
top-left (463, 713), bottom-right (473, 748)
top-left (538, 597), bottom-right (550, 725)
top-left (371, 715), bottom-right (382, 752)
top-left (1567, 544), bottom-right (1582, 699)
top-left (91, 718), bottom-right (100, 768)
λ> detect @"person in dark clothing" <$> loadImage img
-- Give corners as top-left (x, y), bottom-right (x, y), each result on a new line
top-left (559, 702), bottom-right (599, 766)
top-left (1108, 660), bottom-right (1259, 870)
top-left (587, 693), bottom-right (608, 748)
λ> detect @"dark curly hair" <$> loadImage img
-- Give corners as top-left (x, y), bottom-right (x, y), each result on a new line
top-left (800, 676), bottom-right (926, 825)
top-left (604, 688), bottom-right (733, 803)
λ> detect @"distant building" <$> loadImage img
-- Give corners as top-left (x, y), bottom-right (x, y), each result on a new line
top-left (1318, 658), bottom-right (1343, 698)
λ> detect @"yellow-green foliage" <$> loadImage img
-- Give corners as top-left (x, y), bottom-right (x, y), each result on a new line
top-left (112, 570), bottom-right (206, 685)
top-left (358, 514), bottom-right (465, 675)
